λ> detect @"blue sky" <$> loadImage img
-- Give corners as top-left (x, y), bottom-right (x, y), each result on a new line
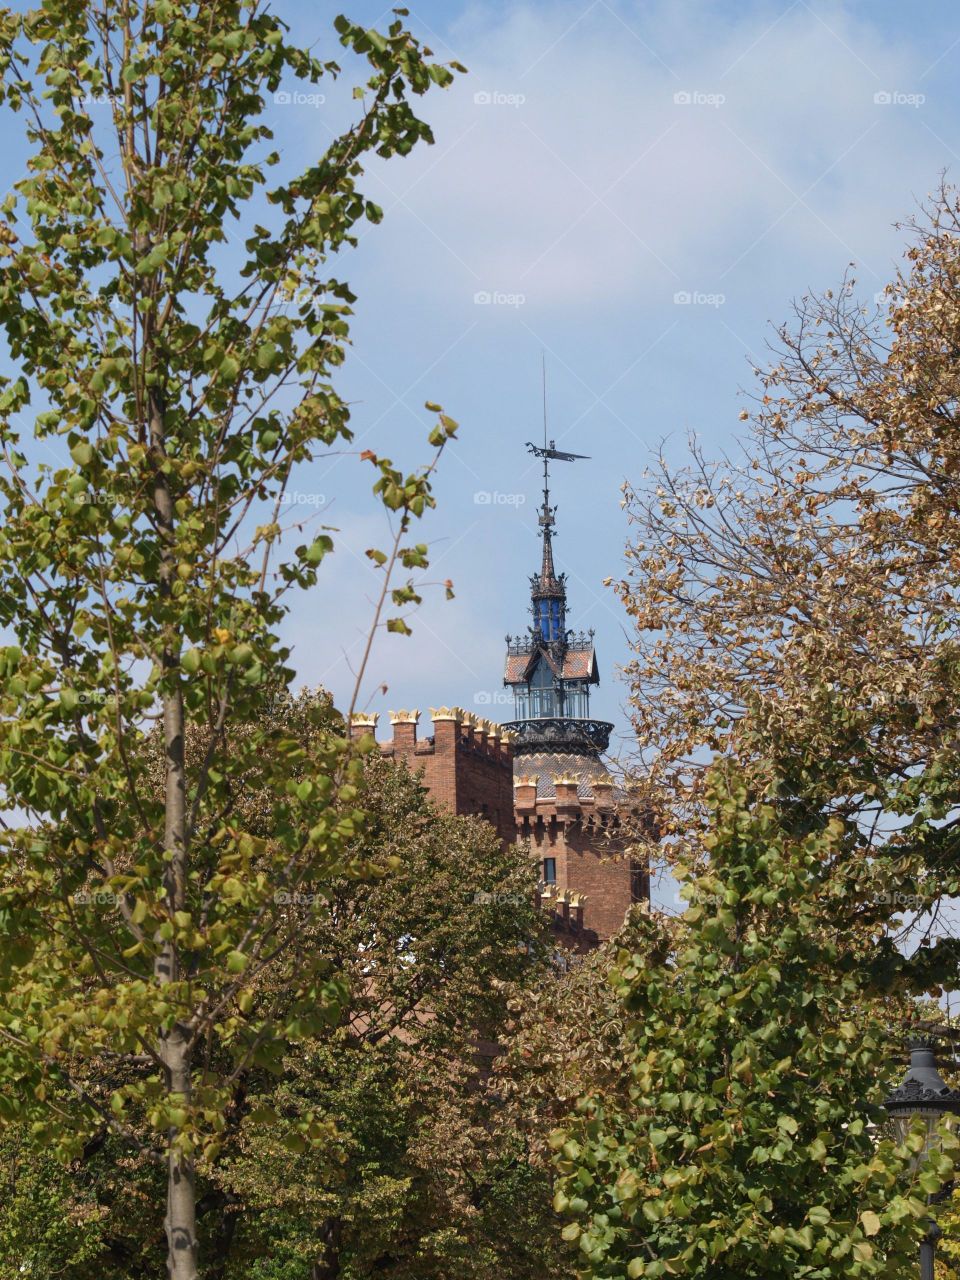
top-left (7, 0), bottom-right (960, 768)
top-left (266, 0), bottom-right (960, 762)
top-left (2, 0), bottom-right (958, 920)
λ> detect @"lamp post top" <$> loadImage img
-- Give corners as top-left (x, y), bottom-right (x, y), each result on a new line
top-left (884, 1041), bottom-right (960, 1117)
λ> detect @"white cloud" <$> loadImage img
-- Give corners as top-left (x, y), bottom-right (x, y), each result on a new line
top-left (353, 0), bottom-right (948, 307)
top-left (276, 0), bottom-right (960, 740)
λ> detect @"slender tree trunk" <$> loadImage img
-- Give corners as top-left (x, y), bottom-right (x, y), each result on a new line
top-left (312, 1218), bottom-right (343, 1279)
top-left (158, 677), bottom-right (197, 1280)
top-left (164, 1030), bottom-right (197, 1280)
top-left (150, 383), bottom-right (198, 1280)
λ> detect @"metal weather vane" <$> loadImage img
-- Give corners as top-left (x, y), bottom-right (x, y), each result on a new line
top-left (524, 356), bottom-right (590, 545)
top-left (525, 440), bottom-right (590, 463)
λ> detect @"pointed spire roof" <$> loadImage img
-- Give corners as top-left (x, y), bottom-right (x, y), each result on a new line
top-left (533, 481), bottom-right (565, 600)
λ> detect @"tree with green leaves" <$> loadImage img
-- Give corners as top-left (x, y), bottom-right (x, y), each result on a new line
top-left (0, 5), bottom-right (462, 1277)
top-left (0, 712), bottom-right (558, 1278)
top-left (553, 768), bottom-right (954, 1279)
top-left (206, 736), bottom-right (553, 1280)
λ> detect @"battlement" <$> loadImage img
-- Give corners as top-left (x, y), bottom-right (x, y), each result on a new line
top-left (348, 709), bottom-right (652, 944)
top-left (514, 768), bottom-right (652, 942)
top-left (513, 771), bottom-right (625, 830)
top-left (348, 708), bottom-right (516, 845)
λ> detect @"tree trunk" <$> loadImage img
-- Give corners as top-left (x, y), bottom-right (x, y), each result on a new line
top-left (312, 1218), bottom-right (343, 1279)
top-left (150, 381), bottom-right (198, 1280)
top-left (158, 678), bottom-right (197, 1279)
top-left (164, 1030), bottom-right (197, 1280)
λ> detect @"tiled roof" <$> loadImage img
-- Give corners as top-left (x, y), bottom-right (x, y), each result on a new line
top-left (504, 652), bottom-right (533, 683)
top-left (504, 645), bottom-right (597, 685)
top-left (560, 649), bottom-right (597, 679)
top-left (516, 751), bottom-right (620, 800)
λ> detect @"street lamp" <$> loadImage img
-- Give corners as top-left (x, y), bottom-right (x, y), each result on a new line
top-left (884, 1040), bottom-right (960, 1280)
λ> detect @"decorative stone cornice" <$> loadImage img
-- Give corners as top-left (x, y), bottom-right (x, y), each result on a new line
top-left (349, 713), bottom-right (379, 729)
top-left (888, 1079), bottom-right (960, 1106)
top-left (514, 774), bottom-right (539, 788)
top-left (389, 709), bottom-right (420, 724)
top-left (429, 706), bottom-right (464, 723)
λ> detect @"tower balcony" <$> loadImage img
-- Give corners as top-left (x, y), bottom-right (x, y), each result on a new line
top-left (500, 716), bottom-right (613, 756)
top-left (505, 629), bottom-right (595, 656)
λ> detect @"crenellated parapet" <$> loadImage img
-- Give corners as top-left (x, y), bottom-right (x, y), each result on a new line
top-left (360, 705), bottom-right (516, 845)
top-left (348, 712), bottom-right (379, 740)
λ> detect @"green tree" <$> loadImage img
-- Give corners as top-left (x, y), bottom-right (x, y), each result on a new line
top-left (185, 696), bottom-right (556, 1278)
top-left (0, 727), bottom-right (558, 1279)
top-left (211, 743), bottom-right (553, 1279)
top-left (553, 768), bottom-right (951, 1279)
top-left (0, 5), bottom-right (461, 1277)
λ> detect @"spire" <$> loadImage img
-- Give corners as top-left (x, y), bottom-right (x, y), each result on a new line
top-left (526, 359), bottom-right (587, 619)
top-left (533, 443), bottom-right (563, 601)
top-left (505, 414), bottom-right (610, 757)
top-left (538, 353), bottom-right (559, 591)
top-left (540, 517), bottom-right (558, 585)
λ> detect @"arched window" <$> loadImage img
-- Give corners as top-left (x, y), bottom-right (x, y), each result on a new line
top-left (536, 598), bottom-right (562, 641)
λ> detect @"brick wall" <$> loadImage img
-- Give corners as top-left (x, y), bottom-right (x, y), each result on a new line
top-left (351, 708), bottom-right (517, 846)
top-left (519, 798), bottom-right (647, 941)
top-left (350, 710), bottom-right (650, 945)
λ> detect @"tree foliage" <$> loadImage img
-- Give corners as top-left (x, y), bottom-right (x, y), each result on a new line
top-left (0, 709), bottom-right (559, 1278)
top-left (0, 4), bottom-right (462, 1275)
top-left (615, 184), bottom-right (960, 979)
top-left (554, 769), bottom-right (953, 1279)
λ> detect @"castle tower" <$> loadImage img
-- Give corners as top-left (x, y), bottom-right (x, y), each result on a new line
top-left (502, 439), bottom-right (649, 943)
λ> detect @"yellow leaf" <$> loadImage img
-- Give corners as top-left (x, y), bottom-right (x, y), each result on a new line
top-left (860, 1210), bottom-right (881, 1237)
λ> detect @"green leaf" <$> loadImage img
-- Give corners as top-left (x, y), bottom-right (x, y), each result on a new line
top-left (860, 1210), bottom-right (881, 1237)
top-left (181, 648), bottom-right (202, 674)
top-left (304, 537), bottom-right (333, 565)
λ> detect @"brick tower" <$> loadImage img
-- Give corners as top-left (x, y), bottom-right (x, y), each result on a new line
top-left (501, 438), bottom-right (648, 944)
top-left (348, 441), bottom-right (649, 947)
